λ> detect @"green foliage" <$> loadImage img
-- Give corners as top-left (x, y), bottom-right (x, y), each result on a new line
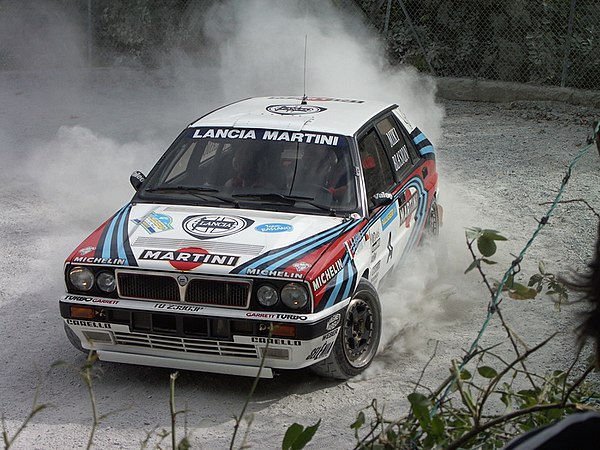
top-left (282, 420), bottom-right (321, 450)
top-left (464, 227), bottom-right (506, 274)
top-left (528, 261), bottom-right (570, 309)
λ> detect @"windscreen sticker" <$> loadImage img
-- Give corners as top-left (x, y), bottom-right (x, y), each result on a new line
top-left (190, 128), bottom-right (344, 147)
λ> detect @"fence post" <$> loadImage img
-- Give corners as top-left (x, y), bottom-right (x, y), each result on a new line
top-left (384, 0), bottom-right (392, 36)
top-left (560, 0), bottom-right (577, 87)
top-left (396, 0), bottom-right (436, 75)
top-left (87, 0), bottom-right (92, 66)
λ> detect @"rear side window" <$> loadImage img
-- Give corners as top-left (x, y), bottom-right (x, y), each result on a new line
top-left (358, 129), bottom-right (395, 200)
top-left (375, 116), bottom-right (414, 179)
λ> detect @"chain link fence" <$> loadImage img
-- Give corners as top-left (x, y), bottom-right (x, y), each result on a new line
top-left (1, 0), bottom-right (599, 90)
top-left (355, 0), bottom-right (600, 90)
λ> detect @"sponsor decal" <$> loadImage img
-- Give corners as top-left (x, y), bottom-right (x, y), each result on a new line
top-left (183, 214), bottom-right (253, 240)
top-left (154, 303), bottom-right (204, 312)
top-left (305, 340), bottom-right (335, 360)
top-left (380, 204), bottom-right (398, 231)
top-left (370, 229), bottom-right (381, 252)
top-left (140, 248), bottom-right (239, 271)
top-left (245, 268), bottom-right (303, 279)
top-left (325, 313), bottom-right (341, 331)
top-left (386, 127), bottom-right (401, 148)
top-left (64, 295), bottom-right (119, 305)
top-left (255, 223), bottom-right (293, 233)
top-left (392, 145), bottom-right (410, 171)
top-left (322, 329), bottom-right (337, 341)
top-left (78, 246), bottom-right (96, 256)
top-left (312, 259), bottom-right (344, 291)
top-left (72, 256), bottom-right (126, 265)
top-left (132, 212), bottom-right (174, 234)
top-left (266, 104), bottom-right (326, 115)
top-left (292, 262), bottom-right (311, 272)
top-left (399, 192), bottom-right (419, 228)
top-left (251, 337), bottom-right (302, 346)
top-left (387, 232), bottom-right (394, 263)
top-left (372, 261), bottom-right (381, 277)
top-left (66, 319), bottom-right (111, 329)
top-left (245, 312), bottom-right (307, 321)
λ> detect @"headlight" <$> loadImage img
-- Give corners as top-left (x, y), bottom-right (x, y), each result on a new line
top-left (281, 283), bottom-right (308, 309)
top-left (96, 271), bottom-right (116, 293)
top-left (257, 284), bottom-right (279, 307)
top-left (69, 266), bottom-right (94, 291)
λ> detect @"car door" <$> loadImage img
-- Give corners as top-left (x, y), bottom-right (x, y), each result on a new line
top-left (375, 114), bottom-right (425, 266)
top-left (357, 127), bottom-right (400, 285)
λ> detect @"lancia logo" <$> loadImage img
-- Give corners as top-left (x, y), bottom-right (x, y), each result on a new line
top-left (177, 275), bottom-right (189, 286)
top-left (326, 313), bottom-right (341, 331)
top-left (182, 214), bottom-right (254, 240)
top-left (266, 104), bottom-right (326, 115)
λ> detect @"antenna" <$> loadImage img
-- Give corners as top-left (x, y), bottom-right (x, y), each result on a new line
top-left (301, 35), bottom-right (308, 105)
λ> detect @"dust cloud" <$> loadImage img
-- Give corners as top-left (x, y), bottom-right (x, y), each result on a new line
top-left (2, 0), bottom-right (467, 365)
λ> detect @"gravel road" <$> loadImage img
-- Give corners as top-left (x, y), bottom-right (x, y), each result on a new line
top-left (1, 69), bottom-right (599, 449)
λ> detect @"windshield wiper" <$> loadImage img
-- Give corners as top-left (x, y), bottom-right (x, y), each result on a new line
top-left (145, 185), bottom-right (219, 193)
top-left (233, 192), bottom-right (337, 215)
top-left (145, 186), bottom-right (239, 207)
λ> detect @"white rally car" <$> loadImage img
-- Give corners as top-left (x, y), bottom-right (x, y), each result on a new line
top-left (61, 96), bottom-right (441, 379)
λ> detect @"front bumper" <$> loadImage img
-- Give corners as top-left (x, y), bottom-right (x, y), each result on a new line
top-left (60, 294), bottom-right (345, 378)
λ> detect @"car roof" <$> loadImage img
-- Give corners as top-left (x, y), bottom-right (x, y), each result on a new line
top-left (189, 96), bottom-right (397, 136)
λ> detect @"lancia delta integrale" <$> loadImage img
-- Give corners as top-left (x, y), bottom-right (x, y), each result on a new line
top-left (61, 96), bottom-right (441, 379)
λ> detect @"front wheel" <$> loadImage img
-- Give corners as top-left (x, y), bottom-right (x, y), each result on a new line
top-left (311, 279), bottom-right (381, 379)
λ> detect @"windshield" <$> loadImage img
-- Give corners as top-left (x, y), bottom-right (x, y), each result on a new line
top-left (139, 127), bottom-right (358, 214)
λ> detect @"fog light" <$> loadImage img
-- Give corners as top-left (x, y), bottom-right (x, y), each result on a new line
top-left (70, 305), bottom-right (95, 319)
top-left (260, 347), bottom-right (290, 360)
top-left (83, 330), bottom-right (113, 343)
top-left (272, 324), bottom-right (296, 338)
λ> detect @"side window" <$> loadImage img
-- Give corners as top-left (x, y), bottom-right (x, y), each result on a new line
top-left (391, 109), bottom-right (422, 162)
top-left (358, 129), bottom-right (395, 201)
top-left (375, 116), bottom-right (414, 179)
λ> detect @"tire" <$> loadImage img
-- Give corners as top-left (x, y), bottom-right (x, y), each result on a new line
top-left (425, 197), bottom-right (441, 237)
top-left (64, 323), bottom-right (87, 353)
top-left (311, 279), bottom-right (381, 379)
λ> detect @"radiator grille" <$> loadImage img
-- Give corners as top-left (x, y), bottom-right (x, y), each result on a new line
top-left (118, 272), bottom-right (179, 301)
top-left (113, 332), bottom-right (258, 358)
top-left (116, 270), bottom-right (251, 308)
top-left (186, 279), bottom-right (249, 307)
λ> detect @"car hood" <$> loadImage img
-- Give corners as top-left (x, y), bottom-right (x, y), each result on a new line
top-left (68, 203), bottom-right (353, 279)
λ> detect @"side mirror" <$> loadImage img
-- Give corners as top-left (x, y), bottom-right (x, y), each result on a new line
top-left (370, 192), bottom-right (393, 211)
top-left (130, 171), bottom-right (146, 191)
